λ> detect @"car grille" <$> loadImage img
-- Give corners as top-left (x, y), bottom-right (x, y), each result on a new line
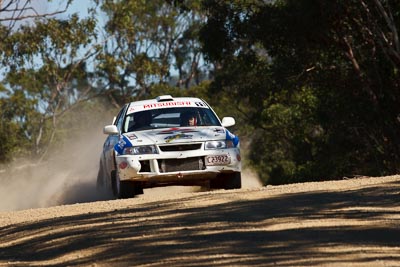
top-left (158, 157), bottom-right (205, 173)
top-left (158, 143), bottom-right (202, 152)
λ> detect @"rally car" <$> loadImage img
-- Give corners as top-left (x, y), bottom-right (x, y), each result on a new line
top-left (97, 95), bottom-right (241, 198)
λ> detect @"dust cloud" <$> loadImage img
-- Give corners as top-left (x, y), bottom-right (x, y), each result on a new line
top-left (0, 117), bottom-right (262, 212)
top-left (0, 126), bottom-right (113, 212)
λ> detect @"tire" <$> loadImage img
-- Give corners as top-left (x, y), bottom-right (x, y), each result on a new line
top-left (210, 172), bottom-right (242, 190)
top-left (133, 182), bottom-right (144, 195)
top-left (111, 170), bottom-right (120, 197)
top-left (96, 162), bottom-right (105, 189)
top-left (121, 181), bottom-right (144, 198)
top-left (225, 172), bottom-right (242, 189)
top-left (111, 170), bottom-right (143, 199)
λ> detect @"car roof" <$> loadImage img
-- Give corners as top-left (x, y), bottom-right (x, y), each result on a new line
top-left (126, 95), bottom-right (208, 114)
top-left (130, 95), bottom-right (202, 106)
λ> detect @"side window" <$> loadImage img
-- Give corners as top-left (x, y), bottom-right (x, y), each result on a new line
top-left (123, 115), bottom-right (134, 133)
top-left (114, 105), bottom-right (127, 131)
top-left (201, 109), bottom-right (220, 126)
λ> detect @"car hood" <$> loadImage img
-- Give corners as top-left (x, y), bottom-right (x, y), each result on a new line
top-left (123, 127), bottom-right (227, 145)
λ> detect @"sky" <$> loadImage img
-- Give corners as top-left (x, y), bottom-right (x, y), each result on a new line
top-left (48, 0), bottom-right (107, 39)
top-left (0, 0), bottom-right (101, 30)
top-left (47, 0), bottom-right (94, 19)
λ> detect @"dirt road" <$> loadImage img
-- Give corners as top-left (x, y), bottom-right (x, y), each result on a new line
top-left (1, 175), bottom-right (400, 266)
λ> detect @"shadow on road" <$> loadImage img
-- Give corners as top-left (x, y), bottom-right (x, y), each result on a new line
top-left (1, 179), bottom-right (400, 266)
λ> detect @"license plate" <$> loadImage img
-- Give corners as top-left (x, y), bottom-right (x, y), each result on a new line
top-left (205, 155), bottom-right (231, 166)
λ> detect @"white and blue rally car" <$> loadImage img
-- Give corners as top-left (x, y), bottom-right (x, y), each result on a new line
top-left (97, 95), bottom-right (241, 198)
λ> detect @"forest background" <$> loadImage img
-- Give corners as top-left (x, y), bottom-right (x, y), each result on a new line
top-left (1, 0), bottom-right (399, 185)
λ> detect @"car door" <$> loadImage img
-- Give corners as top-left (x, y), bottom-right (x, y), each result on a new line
top-left (103, 104), bottom-right (128, 177)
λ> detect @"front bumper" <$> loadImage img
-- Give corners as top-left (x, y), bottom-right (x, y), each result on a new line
top-left (115, 147), bottom-right (241, 184)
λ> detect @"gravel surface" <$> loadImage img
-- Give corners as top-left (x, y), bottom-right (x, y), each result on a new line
top-left (1, 175), bottom-right (400, 266)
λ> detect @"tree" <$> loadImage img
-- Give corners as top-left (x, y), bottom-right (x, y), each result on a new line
top-left (0, 2), bottom-right (101, 161)
top-left (200, 0), bottom-right (400, 183)
top-left (0, 0), bottom-right (72, 35)
top-left (97, 0), bottom-right (208, 104)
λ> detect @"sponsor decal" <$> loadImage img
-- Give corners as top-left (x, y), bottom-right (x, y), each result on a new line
top-left (126, 133), bottom-right (138, 140)
top-left (126, 100), bottom-right (208, 114)
top-left (225, 130), bottom-right (239, 147)
top-left (159, 127), bottom-right (202, 143)
top-left (213, 128), bottom-right (225, 134)
top-left (158, 127), bottom-right (180, 134)
top-left (143, 101), bottom-right (192, 109)
top-left (114, 135), bottom-right (133, 154)
top-left (158, 128), bottom-right (198, 135)
top-left (165, 133), bottom-right (193, 143)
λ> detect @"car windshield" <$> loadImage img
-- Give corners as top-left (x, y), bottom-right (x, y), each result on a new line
top-left (122, 107), bottom-right (221, 133)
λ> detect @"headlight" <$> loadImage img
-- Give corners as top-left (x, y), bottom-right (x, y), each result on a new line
top-left (205, 140), bottom-right (234, 150)
top-left (123, 145), bottom-right (158, 155)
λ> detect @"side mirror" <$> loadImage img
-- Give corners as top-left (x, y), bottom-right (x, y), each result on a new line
top-left (103, 125), bottom-right (119, 135)
top-left (221, 117), bottom-right (235, 128)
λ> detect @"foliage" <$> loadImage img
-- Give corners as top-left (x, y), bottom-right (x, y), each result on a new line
top-left (0, 0), bottom-right (211, 162)
top-left (0, 98), bottom-right (30, 162)
top-left (98, 0), bottom-right (207, 104)
top-left (1, 0), bottom-right (400, 187)
top-left (0, 2), bottom-right (100, 161)
top-left (200, 0), bottom-right (400, 183)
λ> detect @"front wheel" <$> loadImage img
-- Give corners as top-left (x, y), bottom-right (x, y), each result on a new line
top-left (210, 172), bottom-right (241, 190)
top-left (111, 170), bottom-right (143, 199)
